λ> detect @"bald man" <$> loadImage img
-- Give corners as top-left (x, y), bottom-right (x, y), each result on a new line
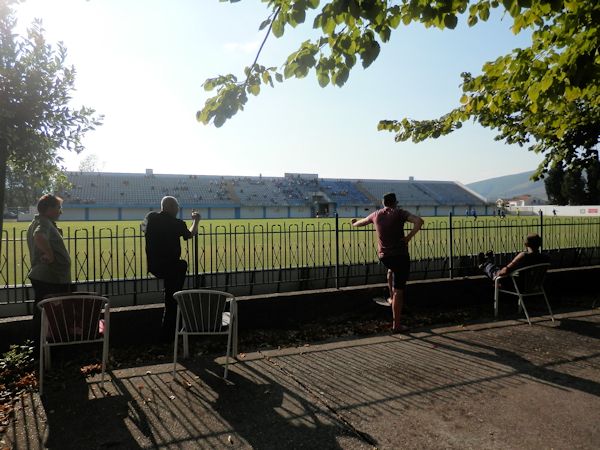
top-left (143, 196), bottom-right (200, 340)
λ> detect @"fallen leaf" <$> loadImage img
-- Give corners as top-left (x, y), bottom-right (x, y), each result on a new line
top-left (145, 370), bottom-right (152, 375)
top-left (227, 435), bottom-right (234, 444)
top-left (169, 395), bottom-right (175, 400)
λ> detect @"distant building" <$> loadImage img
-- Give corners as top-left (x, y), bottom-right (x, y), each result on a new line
top-left (507, 195), bottom-right (547, 207)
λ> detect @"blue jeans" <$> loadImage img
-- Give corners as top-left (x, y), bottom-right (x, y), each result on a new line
top-left (481, 262), bottom-right (501, 279)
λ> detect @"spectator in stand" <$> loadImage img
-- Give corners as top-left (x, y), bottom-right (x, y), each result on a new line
top-left (352, 193), bottom-right (424, 333)
top-left (27, 194), bottom-right (72, 347)
top-left (143, 196), bottom-right (200, 341)
top-left (478, 233), bottom-right (549, 280)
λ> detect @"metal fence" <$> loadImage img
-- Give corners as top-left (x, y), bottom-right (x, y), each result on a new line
top-left (1, 213), bottom-right (599, 305)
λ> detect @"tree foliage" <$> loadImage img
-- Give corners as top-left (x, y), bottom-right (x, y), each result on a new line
top-left (543, 163), bottom-right (566, 205)
top-left (0, 0), bottom-right (101, 242)
top-left (199, 0), bottom-right (599, 180)
top-left (544, 160), bottom-right (599, 205)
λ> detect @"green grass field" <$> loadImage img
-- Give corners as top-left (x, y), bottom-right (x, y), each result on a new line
top-left (1, 215), bottom-right (599, 286)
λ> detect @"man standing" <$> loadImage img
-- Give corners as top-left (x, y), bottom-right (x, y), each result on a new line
top-left (143, 196), bottom-right (200, 340)
top-left (352, 193), bottom-right (424, 333)
top-left (27, 194), bottom-right (72, 344)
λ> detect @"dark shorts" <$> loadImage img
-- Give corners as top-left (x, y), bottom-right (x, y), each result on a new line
top-left (380, 254), bottom-right (410, 289)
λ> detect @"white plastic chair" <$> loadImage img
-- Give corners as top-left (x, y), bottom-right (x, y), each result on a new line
top-left (494, 263), bottom-right (554, 325)
top-left (172, 289), bottom-right (237, 379)
top-left (37, 294), bottom-right (110, 395)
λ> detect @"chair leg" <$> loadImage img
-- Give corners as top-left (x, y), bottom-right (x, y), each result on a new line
top-left (183, 335), bottom-right (189, 359)
top-left (44, 345), bottom-right (51, 370)
top-left (519, 296), bottom-right (532, 326)
top-left (494, 283), bottom-right (500, 318)
top-left (224, 329), bottom-right (232, 380)
top-left (173, 333), bottom-right (179, 378)
top-left (232, 313), bottom-right (238, 358)
top-left (39, 343), bottom-right (44, 396)
top-left (101, 337), bottom-right (109, 390)
top-left (542, 288), bottom-right (555, 322)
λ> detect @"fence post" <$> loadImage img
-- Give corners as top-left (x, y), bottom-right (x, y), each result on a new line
top-left (448, 212), bottom-right (454, 279)
top-left (335, 212), bottom-right (339, 289)
top-left (194, 233), bottom-right (199, 288)
top-left (539, 210), bottom-right (544, 251)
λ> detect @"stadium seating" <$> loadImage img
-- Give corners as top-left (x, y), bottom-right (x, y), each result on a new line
top-left (60, 172), bottom-right (487, 213)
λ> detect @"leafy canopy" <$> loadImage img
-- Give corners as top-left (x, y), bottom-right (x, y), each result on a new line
top-left (0, 0), bottom-right (101, 240)
top-left (198, 0), bottom-right (599, 180)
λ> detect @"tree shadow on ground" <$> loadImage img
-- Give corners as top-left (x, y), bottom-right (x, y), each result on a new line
top-left (178, 357), bottom-right (373, 449)
top-left (416, 329), bottom-right (600, 398)
top-left (557, 318), bottom-right (600, 339)
top-left (40, 370), bottom-right (144, 450)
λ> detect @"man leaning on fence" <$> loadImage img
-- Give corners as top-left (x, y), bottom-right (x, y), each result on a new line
top-left (27, 194), bottom-right (72, 347)
top-left (143, 196), bottom-right (200, 341)
top-left (352, 192), bottom-right (424, 333)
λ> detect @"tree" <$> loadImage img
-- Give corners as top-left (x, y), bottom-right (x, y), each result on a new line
top-left (544, 163), bottom-right (566, 205)
top-left (199, 0), bottom-right (599, 180)
top-left (561, 168), bottom-right (586, 205)
top-left (78, 154), bottom-right (102, 173)
top-left (0, 0), bottom-right (101, 250)
top-left (584, 157), bottom-right (600, 204)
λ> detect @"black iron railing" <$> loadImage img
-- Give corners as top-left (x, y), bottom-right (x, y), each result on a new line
top-left (1, 213), bottom-right (599, 305)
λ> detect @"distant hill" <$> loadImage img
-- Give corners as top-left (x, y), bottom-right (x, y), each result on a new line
top-left (467, 171), bottom-right (547, 201)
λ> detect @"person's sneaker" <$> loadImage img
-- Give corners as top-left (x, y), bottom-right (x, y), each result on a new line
top-left (391, 324), bottom-right (410, 334)
top-left (374, 297), bottom-right (392, 307)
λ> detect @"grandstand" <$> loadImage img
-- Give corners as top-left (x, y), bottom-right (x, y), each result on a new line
top-left (45, 171), bottom-right (488, 221)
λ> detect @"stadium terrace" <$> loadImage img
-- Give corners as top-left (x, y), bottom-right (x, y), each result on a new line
top-left (53, 171), bottom-right (488, 221)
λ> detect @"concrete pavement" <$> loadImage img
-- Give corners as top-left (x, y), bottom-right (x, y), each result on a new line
top-left (3, 309), bottom-right (600, 449)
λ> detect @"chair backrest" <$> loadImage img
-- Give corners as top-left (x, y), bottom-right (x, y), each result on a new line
top-left (510, 263), bottom-right (550, 293)
top-left (38, 295), bottom-right (109, 344)
top-left (173, 289), bottom-right (234, 334)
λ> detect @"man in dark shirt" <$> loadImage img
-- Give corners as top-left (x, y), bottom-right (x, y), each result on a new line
top-left (478, 233), bottom-right (549, 280)
top-left (143, 196), bottom-right (200, 339)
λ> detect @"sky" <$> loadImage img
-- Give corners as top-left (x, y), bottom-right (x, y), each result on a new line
top-left (14, 0), bottom-right (544, 185)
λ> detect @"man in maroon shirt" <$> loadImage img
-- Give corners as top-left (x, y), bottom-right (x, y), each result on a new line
top-left (352, 193), bottom-right (424, 332)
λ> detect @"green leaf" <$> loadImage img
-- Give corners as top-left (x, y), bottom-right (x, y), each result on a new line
top-left (259, 19), bottom-right (271, 31)
top-left (332, 66), bottom-right (349, 87)
top-left (479, 6), bottom-right (490, 21)
top-left (444, 14), bottom-right (458, 29)
top-left (290, 6), bottom-right (306, 26)
top-left (317, 72), bottom-right (330, 87)
top-left (323, 17), bottom-right (336, 34)
top-left (360, 40), bottom-right (380, 69)
top-left (248, 83), bottom-right (260, 96)
top-left (203, 80), bottom-right (215, 92)
top-left (275, 73), bottom-right (283, 83)
top-left (540, 75), bottom-right (553, 92)
top-left (272, 18), bottom-right (284, 37)
top-left (379, 27), bottom-right (391, 42)
top-left (467, 15), bottom-right (478, 27)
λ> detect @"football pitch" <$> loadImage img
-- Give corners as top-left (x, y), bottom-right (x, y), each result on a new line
top-left (2, 215), bottom-right (599, 285)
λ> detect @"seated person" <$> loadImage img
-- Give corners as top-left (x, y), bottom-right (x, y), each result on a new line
top-left (478, 233), bottom-right (549, 280)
